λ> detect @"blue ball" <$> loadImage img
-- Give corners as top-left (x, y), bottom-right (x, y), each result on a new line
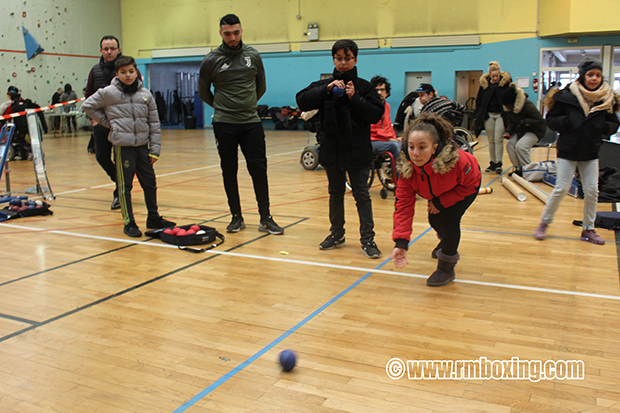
top-left (332, 86), bottom-right (344, 97)
top-left (279, 349), bottom-right (297, 372)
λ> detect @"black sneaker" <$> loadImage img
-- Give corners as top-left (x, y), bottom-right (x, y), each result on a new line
top-left (508, 168), bottom-right (522, 177)
top-left (259, 216), bottom-right (284, 235)
top-left (124, 222), bottom-right (142, 237)
top-left (495, 162), bottom-right (503, 174)
top-left (226, 214), bottom-right (245, 233)
top-left (361, 240), bottom-right (382, 259)
top-left (146, 216), bottom-right (176, 229)
top-left (319, 233), bottom-right (345, 250)
top-left (111, 197), bottom-right (121, 210)
top-left (485, 162), bottom-right (496, 173)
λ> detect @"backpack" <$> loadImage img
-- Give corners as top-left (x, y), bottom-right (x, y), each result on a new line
top-left (9, 99), bottom-right (47, 140)
top-left (573, 211), bottom-right (620, 231)
top-left (595, 211), bottom-right (620, 230)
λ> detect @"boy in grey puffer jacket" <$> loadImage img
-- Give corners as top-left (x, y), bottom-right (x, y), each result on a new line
top-left (82, 56), bottom-right (175, 237)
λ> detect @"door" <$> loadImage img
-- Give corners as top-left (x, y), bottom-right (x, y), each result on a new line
top-left (405, 72), bottom-right (431, 95)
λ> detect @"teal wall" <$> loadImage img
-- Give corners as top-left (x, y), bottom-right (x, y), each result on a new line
top-left (139, 34), bottom-right (620, 128)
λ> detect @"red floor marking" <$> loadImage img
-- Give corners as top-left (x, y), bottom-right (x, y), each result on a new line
top-left (270, 194), bottom-right (330, 208)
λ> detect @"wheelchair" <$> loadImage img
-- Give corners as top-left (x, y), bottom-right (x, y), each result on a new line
top-left (300, 110), bottom-right (474, 199)
top-left (300, 143), bottom-right (320, 170)
top-left (444, 108), bottom-right (477, 152)
top-left (345, 125), bottom-right (475, 198)
top-left (370, 150), bottom-right (397, 199)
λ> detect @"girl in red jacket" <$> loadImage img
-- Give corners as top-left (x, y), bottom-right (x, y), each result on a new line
top-left (391, 113), bottom-right (481, 286)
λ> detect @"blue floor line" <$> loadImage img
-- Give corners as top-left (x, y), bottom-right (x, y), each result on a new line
top-left (172, 228), bottom-right (432, 412)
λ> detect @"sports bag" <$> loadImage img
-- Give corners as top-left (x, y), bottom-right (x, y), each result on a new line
top-left (522, 160), bottom-right (556, 182)
top-left (145, 224), bottom-right (225, 253)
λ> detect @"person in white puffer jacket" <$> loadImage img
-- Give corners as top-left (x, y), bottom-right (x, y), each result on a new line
top-left (82, 55), bottom-right (175, 237)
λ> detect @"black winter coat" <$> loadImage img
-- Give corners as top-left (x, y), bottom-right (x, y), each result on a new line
top-left (473, 71), bottom-right (512, 136)
top-left (503, 84), bottom-right (546, 141)
top-left (296, 67), bottom-right (384, 170)
top-left (545, 86), bottom-right (620, 162)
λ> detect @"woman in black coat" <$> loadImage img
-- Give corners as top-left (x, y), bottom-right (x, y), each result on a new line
top-left (534, 57), bottom-right (619, 245)
top-left (473, 61), bottom-right (511, 174)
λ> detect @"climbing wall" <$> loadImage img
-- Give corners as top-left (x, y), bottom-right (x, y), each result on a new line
top-left (0, 1), bottom-right (121, 107)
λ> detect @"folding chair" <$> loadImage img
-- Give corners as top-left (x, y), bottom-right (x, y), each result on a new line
top-left (533, 127), bottom-right (557, 161)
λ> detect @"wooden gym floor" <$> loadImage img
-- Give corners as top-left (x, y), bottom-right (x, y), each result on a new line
top-left (0, 127), bottom-right (619, 413)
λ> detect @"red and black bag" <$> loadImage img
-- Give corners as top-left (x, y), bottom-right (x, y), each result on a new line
top-left (145, 224), bottom-right (225, 253)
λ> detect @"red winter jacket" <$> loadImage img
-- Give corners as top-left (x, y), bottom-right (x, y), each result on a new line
top-left (371, 101), bottom-right (397, 141)
top-left (393, 144), bottom-right (480, 244)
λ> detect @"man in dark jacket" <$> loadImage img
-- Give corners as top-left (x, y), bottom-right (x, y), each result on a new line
top-left (501, 83), bottom-right (546, 176)
top-left (2, 86), bottom-right (48, 161)
top-left (85, 35), bottom-right (124, 210)
top-left (51, 87), bottom-right (62, 131)
top-left (296, 39), bottom-right (384, 258)
top-left (199, 14), bottom-right (283, 235)
top-left (417, 83), bottom-right (466, 126)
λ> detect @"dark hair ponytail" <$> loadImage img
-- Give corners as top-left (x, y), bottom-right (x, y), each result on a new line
top-left (401, 112), bottom-right (455, 158)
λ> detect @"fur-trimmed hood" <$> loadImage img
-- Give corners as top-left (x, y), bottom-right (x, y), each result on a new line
top-left (544, 87), bottom-right (560, 111)
top-left (479, 71), bottom-right (512, 89)
top-left (503, 83), bottom-right (527, 114)
top-left (397, 140), bottom-right (460, 179)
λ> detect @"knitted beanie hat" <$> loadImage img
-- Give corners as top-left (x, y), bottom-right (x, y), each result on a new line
top-left (578, 57), bottom-right (603, 78)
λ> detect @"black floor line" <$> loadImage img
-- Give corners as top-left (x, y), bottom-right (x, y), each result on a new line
top-left (0, 313), bottom-right (38, 325)
top-left (0, 217), bottom-right (307, 343)
top-left (0, 244), bottom-right (135, 288)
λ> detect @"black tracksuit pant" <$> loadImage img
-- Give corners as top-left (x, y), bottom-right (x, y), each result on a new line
top-left (114, 145), bottom-right (158, 226)
top-left (212, 122), bottom-right (271, 220)
top-left (94, 124), bottom-right (118, 197)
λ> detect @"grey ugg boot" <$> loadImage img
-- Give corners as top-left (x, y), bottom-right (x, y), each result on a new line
top-left (427, 251), bottom-right (459, 287)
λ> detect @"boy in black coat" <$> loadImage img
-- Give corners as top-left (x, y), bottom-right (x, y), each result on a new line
top-left (296, 40), bottom-right (384, 258)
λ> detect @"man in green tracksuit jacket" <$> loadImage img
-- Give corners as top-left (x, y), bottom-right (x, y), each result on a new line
top-left (198, 13), bottom-right (283, 235)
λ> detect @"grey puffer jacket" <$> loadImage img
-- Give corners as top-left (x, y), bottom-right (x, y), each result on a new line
top-left (82, 78), bottom-right (161, 156)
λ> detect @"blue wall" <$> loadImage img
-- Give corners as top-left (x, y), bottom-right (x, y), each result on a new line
top-left (139, 35), bottom-right (620, 128)
top-left (261, 37), bottom-right (541, 115)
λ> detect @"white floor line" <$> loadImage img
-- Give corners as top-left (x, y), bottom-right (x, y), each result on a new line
top-left (3, 222), bottom-right (620, 302)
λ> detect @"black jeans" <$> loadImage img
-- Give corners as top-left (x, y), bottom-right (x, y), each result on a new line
top-left (93, 124), bottom-right (117, 196)
top-left (65, 115), bottom-right (77, 132)
top-left (212, 122), bottom-right (270, 219)
top-left (324, 166), bottom-right (375, 244)
top-left (428, 191), bottom-right (477, 256)
top-left (114, 145), bottom-right (158, 225)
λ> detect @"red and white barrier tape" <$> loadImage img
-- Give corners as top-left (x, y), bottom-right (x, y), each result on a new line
top-left (1, 97), bottom-right (85, 120)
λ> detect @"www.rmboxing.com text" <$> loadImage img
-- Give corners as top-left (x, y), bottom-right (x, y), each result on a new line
top-left (386, 357), bottom-right (584, 382)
